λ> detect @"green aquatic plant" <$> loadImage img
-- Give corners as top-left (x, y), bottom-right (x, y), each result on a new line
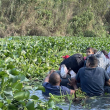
top-left (0, 36), bottom-right (110, 109)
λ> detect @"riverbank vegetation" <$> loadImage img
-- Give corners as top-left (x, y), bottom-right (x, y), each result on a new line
top-left (0, 0), bottom-right (110, 37)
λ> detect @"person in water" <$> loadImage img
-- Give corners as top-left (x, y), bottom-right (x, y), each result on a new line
top-left (69, 55), bottom-right (110, 96)
top-left (42, 70), bottom-right (75, 97)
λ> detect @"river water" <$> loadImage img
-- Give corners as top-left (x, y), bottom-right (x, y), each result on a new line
top-left (29, 90), bottom-right (110, 110)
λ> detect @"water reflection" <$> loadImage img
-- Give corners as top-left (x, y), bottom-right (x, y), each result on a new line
top-left (29, 90), bottom-right (110, 110)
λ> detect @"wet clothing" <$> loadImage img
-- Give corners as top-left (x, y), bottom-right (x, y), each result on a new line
top-left (42, 82), bottom-right (70, 96)
top-left (76, 67), bottom-right (109, 96)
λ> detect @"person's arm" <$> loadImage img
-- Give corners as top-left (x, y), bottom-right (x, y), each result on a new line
top-left (106, 79), bottom-right (110, 86)
top-left (70, 89), bottom-right (75, 94)
top-left (43, 70), bottom-right (55, 83)
top-left (68, 70), bottom-right (80, 90)
top-left (70, 89), bottom-right (77, 99)
top-left (104, 70), bottom-right (110, 86)
top-left (68, 78), bottom-right (78, 90)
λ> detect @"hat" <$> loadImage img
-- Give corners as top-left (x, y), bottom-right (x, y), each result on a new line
top-left (62, 55), bottom-right (70, 59)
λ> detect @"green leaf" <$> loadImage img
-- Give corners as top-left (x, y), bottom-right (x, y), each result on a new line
top-left (14, 91), bottom-right (30, 101)
top-left (5, 57), bottom-right (14, 63)
top-left (11, 76), bottom-right (18, 83)
top-left (20, 101), bottom-right (26, 106)
top-left (7, 99), bottom-right (12, 104)
top-left (4, 87), bottom-right (13, 100)
top-left (0, 95), bottom-right (3, 100)
top-left (36, 105), bottom-right (44, 110)
top-left (36, 86), bottom-right (45, 92)
top-left (48, 99), bottom-right (55, 108)
top-left (23, 86), bottom-right (32, 90)
top-left (14, 91), bottom-right (25, 101)
top-left (8, 104), bottom-right (17, 110)
top-left (5, 94), bottom-right (13, 100)
top-left (9, 68), bottom-right (19, 75)
top-left (30, 95), bottom-right (39, 100)
top-left (25, 91), bottom-right (30, 99)
top-left (24, 106), bottom-right (28, 110)
top-left (26, 101), bottom-right (35, 110)
top-left (4, 87), bottom-right (13, 95)
top-left (0, 71), bottom-right (7, 77)
top-left (0, 102), bottom-right (3, 108)
top-left (44, 67), bottom-right (49, 71)
top-left (18, 74), bottom-right (29, 82)
top-left (7, 64), bottom-right (15, 69)
top-left (12, 82), bottom-right (23, 92)
top-left (4, 90), bottom-right (13, 96)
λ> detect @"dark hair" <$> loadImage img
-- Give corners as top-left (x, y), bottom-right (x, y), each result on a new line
top-left (49, 72), bottom-right (60, 85)
top-left (87, 55), bottom-right (98, 67)
top-left (86, 47), bottom-right (97, 54)
top-left (101, 50), bottom-right (108, 56)
top-left (94, 49), bottom-right (98, 54)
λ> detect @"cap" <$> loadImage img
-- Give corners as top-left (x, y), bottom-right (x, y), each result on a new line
top-left (62, 55), bottom-right (70, 59)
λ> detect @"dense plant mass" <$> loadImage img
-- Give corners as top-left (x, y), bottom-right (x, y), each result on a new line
top-left (0, 36), bottom-right (110, 109)
top-left (1, 36), bottom-right (110, 77)
top-left (0, 0), bottom-right (110, 37)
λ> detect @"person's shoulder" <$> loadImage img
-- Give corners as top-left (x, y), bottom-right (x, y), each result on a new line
top-left (76, 67), bottom-right (86, 75)
top-left (60, 86), bottom-right (70, 90)
top-left (60, 86), bottom-right (70, 95)
top-left (79, 67), bottom-right (86, 71)
top-left (96, 67), bottom-right (106, 73)
top-left (42, 82), bottom-right (50, 87)
top-left (96, 67), bottom-right (105, 71)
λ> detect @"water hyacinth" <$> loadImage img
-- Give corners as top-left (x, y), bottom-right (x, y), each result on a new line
top-left (0, 36), bottom-right (110, 109)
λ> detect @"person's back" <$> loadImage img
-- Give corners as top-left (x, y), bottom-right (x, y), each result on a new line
top-left (76, 56), bottom-right (110, 96)
top-left (43, 82), bottom-right (70, 96)
top-left (77, 67), bottom-right (108, 96)
top-left (42, 70), bottom-right (75, 96)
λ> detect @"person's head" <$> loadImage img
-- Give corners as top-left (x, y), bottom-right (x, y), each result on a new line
top-left (49, 72), bottom-right (61, 86)
top-left (86, 55), bottom-right (98, 68)
top-left (86, 47), bottom-right (97, 57)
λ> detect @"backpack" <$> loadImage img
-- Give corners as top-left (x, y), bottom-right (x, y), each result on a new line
top-left (94, 51), bottom-right (110, 70)
top-left (60, 54), bottom-right (84, 73)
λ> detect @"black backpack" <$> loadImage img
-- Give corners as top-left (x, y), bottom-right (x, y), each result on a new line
top-left (60, 54), bottom-right (84, 73)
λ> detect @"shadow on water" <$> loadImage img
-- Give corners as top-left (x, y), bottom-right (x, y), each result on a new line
top-left (29, 90), bottom-right (110, 110)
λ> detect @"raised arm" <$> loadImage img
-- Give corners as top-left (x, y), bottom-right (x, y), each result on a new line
top-left (43, 70), bottom-right (55, 83)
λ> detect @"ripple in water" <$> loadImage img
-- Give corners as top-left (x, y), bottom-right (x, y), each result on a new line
top-left (29, 90), bottom-right (110, 110)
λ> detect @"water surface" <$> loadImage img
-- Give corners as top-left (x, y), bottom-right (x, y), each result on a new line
top-left (30, 90), bottom-right (110, 110)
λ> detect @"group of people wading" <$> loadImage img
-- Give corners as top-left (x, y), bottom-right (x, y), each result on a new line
top-left (42, 47), bottom-right (110, 97)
